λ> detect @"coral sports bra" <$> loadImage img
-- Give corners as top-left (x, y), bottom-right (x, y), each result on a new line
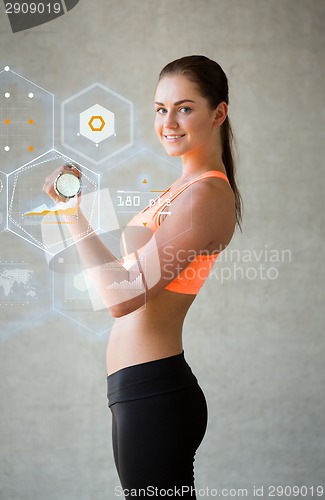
top-left (127, 170), bottom-right (231, 295)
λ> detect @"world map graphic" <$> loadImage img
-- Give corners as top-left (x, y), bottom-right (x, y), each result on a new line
top-left (0, 266), bottom-right (38, 304)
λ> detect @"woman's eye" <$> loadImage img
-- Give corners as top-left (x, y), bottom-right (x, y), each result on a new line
top-left (179, 107), bottom-right (191, 113)
top-left (156, 108), bottom-right (167, 114)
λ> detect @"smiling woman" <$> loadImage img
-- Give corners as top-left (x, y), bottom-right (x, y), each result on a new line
top-left (155, 79), bottom-right (228, 164)
top-left (43, 54), bottom-right (243, 498)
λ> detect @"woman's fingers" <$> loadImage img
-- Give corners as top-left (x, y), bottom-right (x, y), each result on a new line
top-left (67, 164), bottom-right (81, 177)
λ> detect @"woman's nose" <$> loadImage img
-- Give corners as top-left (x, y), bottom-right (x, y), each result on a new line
top-left (164, 113), bottom-right (178, 129)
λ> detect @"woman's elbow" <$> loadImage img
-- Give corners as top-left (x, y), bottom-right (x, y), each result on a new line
top-left (108, 303), bottom-right (127, 318)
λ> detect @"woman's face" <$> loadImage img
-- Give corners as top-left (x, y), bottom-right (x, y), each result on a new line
top-left (154, 74), bottom-right (221, 158)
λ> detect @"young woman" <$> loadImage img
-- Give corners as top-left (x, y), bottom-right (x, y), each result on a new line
top-left (43, 55), bottom-right (242, 498)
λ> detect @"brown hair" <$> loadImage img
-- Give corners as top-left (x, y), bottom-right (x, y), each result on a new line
top-left (159, 55), bottom-right (243, 232)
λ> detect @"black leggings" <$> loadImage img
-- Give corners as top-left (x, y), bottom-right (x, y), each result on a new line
top-left (106, 351), bottom-right (208, 498)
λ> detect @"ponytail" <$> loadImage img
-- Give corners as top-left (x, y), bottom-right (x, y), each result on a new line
top-left (221, 116), bottom-right (243, 232)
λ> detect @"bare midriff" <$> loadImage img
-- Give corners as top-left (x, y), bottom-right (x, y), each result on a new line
top-left (106, 289), bottom-right (196, 376)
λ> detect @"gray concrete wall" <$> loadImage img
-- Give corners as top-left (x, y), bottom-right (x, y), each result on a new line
top-left (0, 1), bottom-right (324, 499)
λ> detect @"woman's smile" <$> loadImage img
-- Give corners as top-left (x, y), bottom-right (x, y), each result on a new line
top-left (163, 133), bottom-right (186, 141)
top-left (154, 74), bottom-right (221, 161)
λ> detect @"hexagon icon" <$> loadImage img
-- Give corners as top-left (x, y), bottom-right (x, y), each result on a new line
top-left (61, 83), bottom-right (133, 166)
top-left (80, 104), bottom-right (115, 144)
top-left (0, 65), bottom-right (54, 174)
top-left (89, 116), bottom-right (105, 132)
top-left (7, 149), bottom-right (100, 256)
top-left (101, 148), bottom-right (182, 229)
top-left (53, 260), bottom-right (114, 336)
top-left (73, 270), bottom-right (91, 292)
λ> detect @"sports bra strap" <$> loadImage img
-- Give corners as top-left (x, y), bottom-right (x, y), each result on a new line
top-left (168, 170), bottom-right (230, 203)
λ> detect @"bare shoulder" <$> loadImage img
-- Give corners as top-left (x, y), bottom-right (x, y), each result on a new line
top-left (193, 175), bottom-right (235, 204)
top-left (171, 176), bottom-right (236, 250)
top-left (183, 175), bottom-right (235, 218)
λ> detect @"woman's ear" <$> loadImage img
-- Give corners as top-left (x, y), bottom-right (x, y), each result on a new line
top-left (213, 102), bottom-right (228, 127)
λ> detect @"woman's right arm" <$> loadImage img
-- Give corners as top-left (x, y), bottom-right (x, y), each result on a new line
top-left (43, 166), bottom-right (235, 317)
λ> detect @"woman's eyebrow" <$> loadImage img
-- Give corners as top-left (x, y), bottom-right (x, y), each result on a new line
top-left (155, 99), bottom-right (196, 106)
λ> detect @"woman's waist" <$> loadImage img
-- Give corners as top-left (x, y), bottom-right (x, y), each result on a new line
top-left (106, 291), bottom-right (191, 375)
top-left (106, 325), bottom-right (183, 376)
top-left (109, 295), bottom-right (187, 340)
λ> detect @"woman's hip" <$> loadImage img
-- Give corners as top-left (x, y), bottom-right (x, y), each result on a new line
top-left (106, 350), bottom-right (205, 407)
top-left (107, 351), bottom-right (208, 459)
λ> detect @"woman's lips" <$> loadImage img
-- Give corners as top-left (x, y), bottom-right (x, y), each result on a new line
top-left (163, 134), bottom-right (186, 141)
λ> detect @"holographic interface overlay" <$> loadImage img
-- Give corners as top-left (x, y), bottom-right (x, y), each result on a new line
top-left (0, 66), bottom-right (54, 174)
top-left (0, 231), bottom-right (52, 336)
top-left (8, 150), bottom-right (99, 256)
top-left (45, 148), bottom-right (186, 318)
top-left (0, 171), bottom-right (6, 233)
top-left (61, 83), bottom-right (133, 166)
top-left (101, 148), bottom-right (181, 227)
top-left (51, 252), bottom-right (113, 336)
top-left (69, 147), bottom-right (189, 314)
top-left (46, 186), bottom-right (162, 313)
